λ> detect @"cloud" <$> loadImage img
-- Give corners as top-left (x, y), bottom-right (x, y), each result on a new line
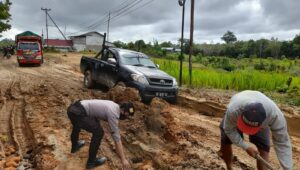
top-left (260, 0), bottom-right (300, 29)
top-left (1, 0), bottom-right (300, 43)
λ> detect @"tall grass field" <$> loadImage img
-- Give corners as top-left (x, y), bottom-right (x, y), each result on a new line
top-left (152, 58), bottom-right (300, 91)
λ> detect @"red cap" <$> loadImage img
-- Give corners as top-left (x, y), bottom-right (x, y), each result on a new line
top-left (237, 115), bottom-right (261, 135)
top-left (237, 103), bottom-right (266, 135)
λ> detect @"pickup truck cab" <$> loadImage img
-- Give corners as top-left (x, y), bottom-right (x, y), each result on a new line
top-left (80, 48), bottom-right (178, 103)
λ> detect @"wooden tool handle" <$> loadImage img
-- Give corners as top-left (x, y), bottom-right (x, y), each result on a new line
top-left (255, 154), bottom-right (276, 170)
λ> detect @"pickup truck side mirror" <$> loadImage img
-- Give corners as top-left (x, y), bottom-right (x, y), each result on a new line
top-left (156, 64), bottom-right (160, 68)
top-left (108, 58), bottom-right (117, 65)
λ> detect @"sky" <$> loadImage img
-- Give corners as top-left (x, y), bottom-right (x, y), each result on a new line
top-left (1, 0), bottom-right (300, 44)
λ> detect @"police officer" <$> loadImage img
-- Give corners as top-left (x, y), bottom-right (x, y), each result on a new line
top-left (67, 99), bottom-right (134, 169)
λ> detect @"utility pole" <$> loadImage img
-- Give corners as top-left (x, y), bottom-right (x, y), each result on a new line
top-left (41, 8), bottom-right (51, 47)
top-left (46, 11), bottom-right (74, 50)
top-left (178, 0), bottom-right (186, 87)
top-left (41, 28), bottom-right (44, 40)
top-left (189, 0), bottom-right (195, 86)
top-left (47, 12), bottom-right (68, 40)
top-left (107, 11), bottom-right (111, 42)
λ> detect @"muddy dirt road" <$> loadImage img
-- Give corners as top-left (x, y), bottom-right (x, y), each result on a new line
top-left (0, 53), bottom-right (300, 170)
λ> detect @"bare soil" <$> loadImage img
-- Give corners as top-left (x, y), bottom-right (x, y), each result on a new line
top-left (0, 53), bottom-right (300, 170)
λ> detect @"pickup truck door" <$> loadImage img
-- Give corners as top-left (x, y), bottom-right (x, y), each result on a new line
top-left (94, 58), bottom-right (106, 84)
top-left (100, 51), bottom-right (119, 88)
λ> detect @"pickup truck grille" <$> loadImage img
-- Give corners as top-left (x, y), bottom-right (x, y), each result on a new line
top-left (148, 78), bottom-right (173, 86)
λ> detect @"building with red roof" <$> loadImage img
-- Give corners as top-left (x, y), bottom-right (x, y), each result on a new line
top-left (44, 39), bottom-right (73, 52)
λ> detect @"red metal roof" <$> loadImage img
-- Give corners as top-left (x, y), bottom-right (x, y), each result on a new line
top-left (45, 39), bottom-right (73, 47)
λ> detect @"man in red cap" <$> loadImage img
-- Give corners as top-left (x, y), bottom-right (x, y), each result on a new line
top-left (219, 90), bottom-right (293, 170)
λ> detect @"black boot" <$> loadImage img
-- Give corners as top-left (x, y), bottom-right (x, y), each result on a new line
top-left (86, 157), bottom-right (107, 169)
top-left (71, 140), bottom-right (85, 153)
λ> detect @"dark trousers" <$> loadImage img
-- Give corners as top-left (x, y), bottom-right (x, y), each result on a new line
top-left (67, 104), bottom-right (104, 162)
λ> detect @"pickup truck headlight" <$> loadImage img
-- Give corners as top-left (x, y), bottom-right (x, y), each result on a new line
top-left (172, 78), bottom-right (178, 87)
top-left (131, 74), bottom-right (149, 85)
top-left (17, 56), bottom-right (24, 59)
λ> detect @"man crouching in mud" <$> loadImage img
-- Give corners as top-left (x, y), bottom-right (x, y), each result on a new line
top-left (218, 90), bottom-right (293, 170)
top-left (67, 99), bottom-right (134, 169)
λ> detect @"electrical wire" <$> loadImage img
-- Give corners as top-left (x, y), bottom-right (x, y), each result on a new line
top-left (66, 0), bottom-right (141, 36)
top-left (69, 0), bottom-right (155, 35)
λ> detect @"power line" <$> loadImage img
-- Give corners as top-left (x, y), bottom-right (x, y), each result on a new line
top-left (66, 0), bottom-right (152, 36)
top-left (66, 0), bottom-right (140, 36)
top-left (66, 14), bottom-right (108, 36)
top-left (75, 0), bottom-right (150, 34)
top-left (47, 12), bottom-right (68, 41)
top-left (110, 0), bottom-right (135, 13)
top-left (110, 0), bottom-right (155, 24)
top-left (110, 0), bottom-right (143, 21)
top-left (70, 0), bottom-right (133, 30)
top-left (107, 11), bottom-right (111, 41)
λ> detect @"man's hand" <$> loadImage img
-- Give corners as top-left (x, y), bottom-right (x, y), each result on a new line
top-left (121, 159), bottom-right (131, 170)
top-left (246, 147), bottom-right (259, 158)
top-left (115, 140), bottom-right (131, 169)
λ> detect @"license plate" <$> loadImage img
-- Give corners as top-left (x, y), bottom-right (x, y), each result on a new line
top-left (24, 51), bottom-right (33, 55)
top-left (25, 57), bottom-right (33, 61)
top-left (155, 92), bottom-right (168, 97)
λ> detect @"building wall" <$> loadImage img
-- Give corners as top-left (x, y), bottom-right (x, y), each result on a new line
top-left (72, 33), bottom-right (104, 52)
top-left (86, 34), bottom-right (103, 52)
top-left (73, 44), bottom-right (86, 51)
top-left (86, 35), bottom-right (103, 45)
top-left (72, 36), bottom-right (86, 45)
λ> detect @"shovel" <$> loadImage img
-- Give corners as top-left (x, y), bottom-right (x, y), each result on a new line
top-left (255, 154), bottom-right (276, 170)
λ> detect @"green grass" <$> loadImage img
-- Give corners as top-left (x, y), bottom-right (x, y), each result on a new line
top-left (152, 58), bottom-right (300, 91)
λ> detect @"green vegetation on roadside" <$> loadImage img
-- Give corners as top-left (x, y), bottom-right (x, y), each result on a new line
top-left (112, 34), bottom-right (300, 106)
top-left (152, 57), bottom-right (300, 106)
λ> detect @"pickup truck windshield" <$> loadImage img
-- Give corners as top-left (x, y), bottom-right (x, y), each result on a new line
top-left (18, 42), bottom-right (39, 51)
top-left (120, 53), bottom-right (156, 68)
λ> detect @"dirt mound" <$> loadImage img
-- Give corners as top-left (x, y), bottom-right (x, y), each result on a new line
top-left (106, 82), bottom-right (141, 103)
top-left (1, 54), bottom-right (300, 169)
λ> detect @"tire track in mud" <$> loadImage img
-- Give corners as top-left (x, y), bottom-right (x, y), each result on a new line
top-left (0, 74), bottom-right (36, 169)
top-left (2, 56), bottom-right (299, 169)
top-left (0, 76), bottom-right (17, 153)
top-left (10, 82), bottom-right (36, 163)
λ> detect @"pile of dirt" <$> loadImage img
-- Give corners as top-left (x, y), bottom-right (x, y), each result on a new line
top-left (1, 54), bottom-right (300, 169)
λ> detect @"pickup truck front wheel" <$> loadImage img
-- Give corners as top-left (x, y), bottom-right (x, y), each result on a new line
top-left (84, 70), bottom-right (94, 88)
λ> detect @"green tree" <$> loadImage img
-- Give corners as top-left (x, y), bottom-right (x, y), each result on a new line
top-left (280, 41), bottom-right (293, 58)
top-left (127, 42), bottom-right (135, 50)
top-left (178, 38), bottom-right (190, 54)
top-left (256, 39), bottom-right (269, 58)
top-left (113, 40), bottom-right (126, 48)
top-left (134, 40), bottom-right (146, 51)
top-left (0, 0), bottom-right (11, 37)
top-left (221, 30), bottom-right (237, 44)
top-left (292, 33), bottom-right (300, 57)
top-left (245, 40), bottom-right (256, 57)
top-left (160, 41), bottom-right (173, 47)
top-left (224, 44), bottom-right (237, 57)
top-left (267, 37), bottom-right (281, 58)
top-left (0, 38), bottom-right (14, 48)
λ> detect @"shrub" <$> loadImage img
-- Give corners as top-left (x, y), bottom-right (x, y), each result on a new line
top-left (254, 61), bottom-right (266, 70)
top-left (44, 47), bottom-right (59, 53)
